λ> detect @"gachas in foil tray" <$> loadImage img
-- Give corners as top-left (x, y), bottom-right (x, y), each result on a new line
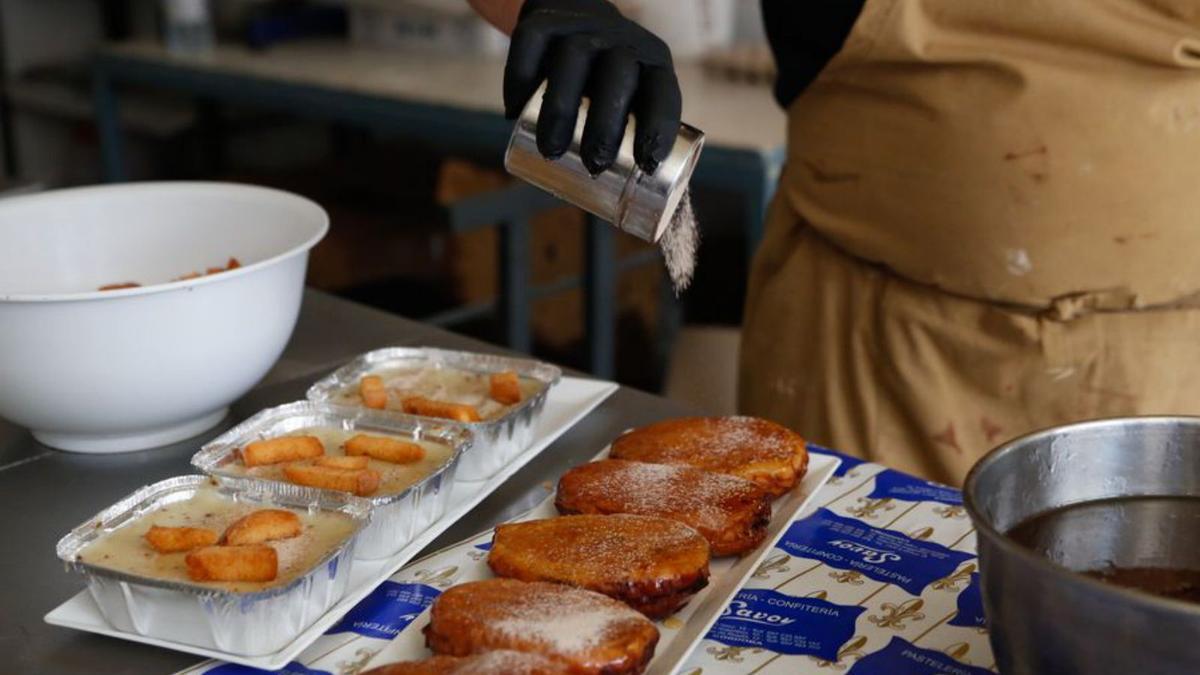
top-left (307, 347), bottom-right (561, 481)
top-left (55, 475), bottom-right (370, 655)
top-left (193, 401), bottom-right (471, 560)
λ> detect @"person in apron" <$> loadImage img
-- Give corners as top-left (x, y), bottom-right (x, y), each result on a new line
top-left (476, 0), bottom-right (1200, 485)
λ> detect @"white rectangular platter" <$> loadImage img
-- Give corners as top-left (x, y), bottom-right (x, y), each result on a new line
top-left (45, 375), bottom-right (618, 671)
top-left (363, 451), bottom-right (841, 675)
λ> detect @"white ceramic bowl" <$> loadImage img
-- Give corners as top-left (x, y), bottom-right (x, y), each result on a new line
top-left (0, 182), bottom-right (328, 453)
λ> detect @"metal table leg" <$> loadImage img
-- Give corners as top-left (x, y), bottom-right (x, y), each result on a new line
top-left (499, 217), bottom-right (532, 353)
top-left (196, 98), bottom-right (225, 175)
top-left (585, 216), bottom-right (616, 379)
top-left (692, 146), bottom-right (786, 265)
top-left (744, 148), bottom-right (785, 264)
top-left (92, 66), bottom-right (127, 182)
top-left (656, 270), bottom-right (684, 380)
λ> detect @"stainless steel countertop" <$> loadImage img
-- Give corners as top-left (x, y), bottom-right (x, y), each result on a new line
top-left (1, 289), bottom-right (690, 675)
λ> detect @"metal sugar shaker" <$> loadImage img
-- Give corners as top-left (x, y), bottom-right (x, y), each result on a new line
top-left (505, 83), bottom-right (705, 244)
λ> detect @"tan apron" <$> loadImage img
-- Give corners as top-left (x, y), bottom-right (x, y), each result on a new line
top-left (740, 0), bottom-right (1200, 484)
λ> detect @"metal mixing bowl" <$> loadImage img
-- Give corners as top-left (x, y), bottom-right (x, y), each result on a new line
top-left (964, 417), bottom-right (1200, 673)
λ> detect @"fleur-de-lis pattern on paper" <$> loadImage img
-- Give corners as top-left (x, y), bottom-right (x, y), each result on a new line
top-left (705, 645), bottom-right (761, 663)
top-left (846, 497), bottom-right (895, 520)
top-left (829, 469), bottom-right (863, 486)
top-left (932, 563), bottom-right (977, 592)
top-left (413, 565), bottom-right (459, 588)
top-left (945, 642), bottom-right (972, 661)
top-left (262, 451), bottom-right (1002, 675)
top-left (829, 570), bottom-right (865, 586)
top-left (336, 647), bottom-right (379, 675)
top-left (812, 635), bottom-right (869, 670)
top-left (933, 504), bottom-right (966, 520)
top-left (908, 526), bottom-right (935, 540)
top-left (753, 553), bottom-right (791, 579)
top-left (868, 598), bottom-right (926, 630)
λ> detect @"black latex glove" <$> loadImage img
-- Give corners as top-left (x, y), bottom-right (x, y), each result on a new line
top-left (504, 0), bottom-right (682, 175)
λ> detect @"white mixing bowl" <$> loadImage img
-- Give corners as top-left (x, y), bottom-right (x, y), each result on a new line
top-left (0, 182), bottom-right (328, 452)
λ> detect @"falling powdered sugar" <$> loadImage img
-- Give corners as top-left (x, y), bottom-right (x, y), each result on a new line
top-left (660, 188), bottom-right (699, 294)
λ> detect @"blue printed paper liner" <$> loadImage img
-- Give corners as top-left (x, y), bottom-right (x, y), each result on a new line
top-left (686, 447), bottom-right (995, 674)
top-left (162, 444), bottom-right (997, 675)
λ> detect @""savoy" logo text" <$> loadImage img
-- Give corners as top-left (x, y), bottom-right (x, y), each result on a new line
top-left (828, 539), bottom-right (902, 564)
top-left (721, 600), bottom-right (797, 627)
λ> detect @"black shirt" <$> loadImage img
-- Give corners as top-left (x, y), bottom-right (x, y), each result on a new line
top-left (762, 0), bottom-right (866, 107)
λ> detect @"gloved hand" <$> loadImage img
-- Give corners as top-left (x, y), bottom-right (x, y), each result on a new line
top-left (503, 0), bottom-right (682, 175)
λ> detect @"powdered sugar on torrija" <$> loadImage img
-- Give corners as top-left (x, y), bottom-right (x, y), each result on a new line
top-left (620, 417), bottom-right (796, 467)
top-left (489, 583), bottom-right (647, 655)
top-left (566, 461), bottom-right (761, 532)
top-left (497, 514), bottom-right (705, 576)
top-left (705, 416), bottom-right (792, 455)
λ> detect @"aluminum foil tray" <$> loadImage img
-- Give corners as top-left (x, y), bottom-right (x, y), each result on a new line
top-left (55, 475), bottom-right (370, 656)
top-left (193, 401), bottom-right (471, 560)
top-left (306, 347), bottom-right (562, 481)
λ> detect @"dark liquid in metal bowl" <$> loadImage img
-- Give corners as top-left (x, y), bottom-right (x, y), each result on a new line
top-left (1006, 496), bottom-right (1200, 605)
